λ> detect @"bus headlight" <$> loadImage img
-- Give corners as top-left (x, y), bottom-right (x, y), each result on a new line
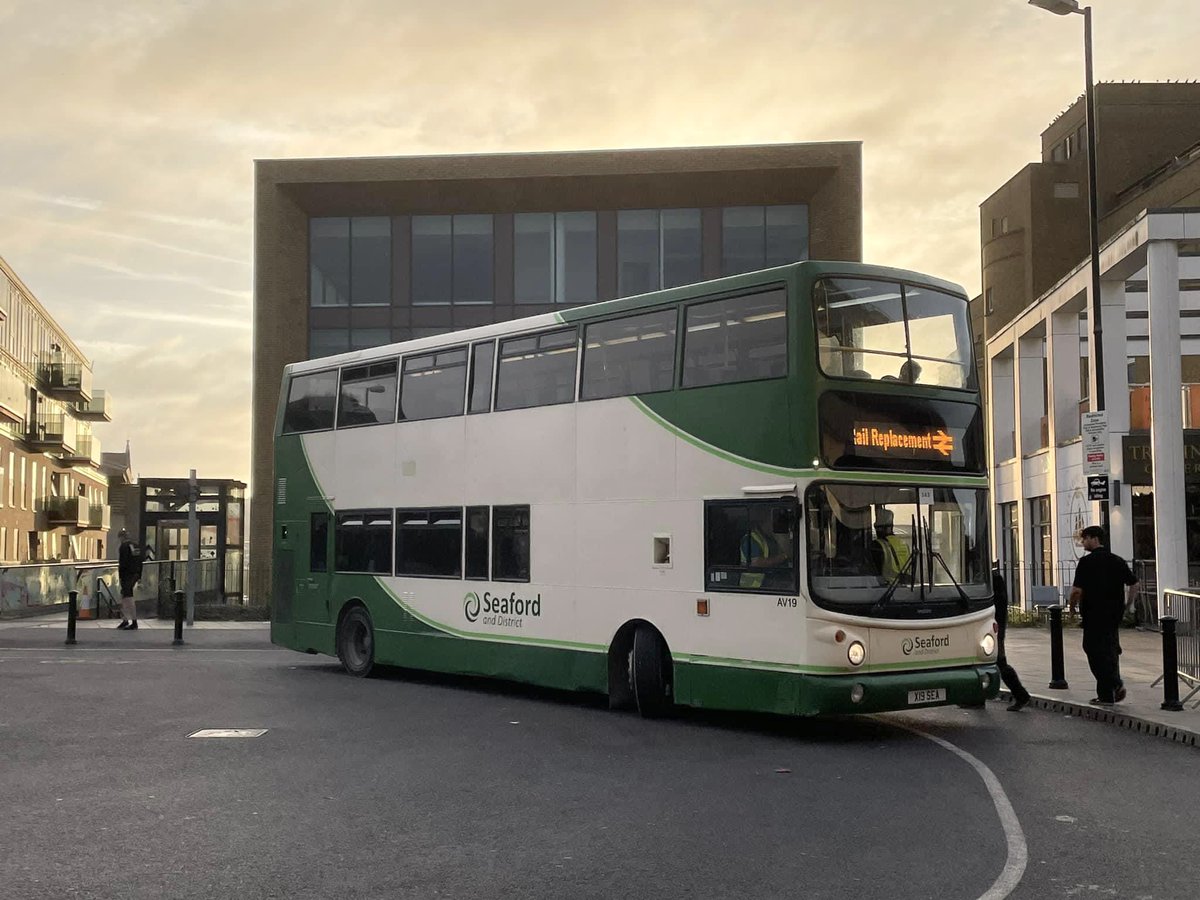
top-left (980, 634), bottom-right (996, 657)
top-left (847, 641), bottom-right (866, 666)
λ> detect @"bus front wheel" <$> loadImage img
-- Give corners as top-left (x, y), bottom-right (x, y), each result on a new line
top-left (337, 605), bottom-right (375, 678)
top-left (631, 625), bottom-right (672, 718)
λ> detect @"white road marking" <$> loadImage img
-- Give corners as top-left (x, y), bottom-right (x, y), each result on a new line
top-left (885, 719), bottom-right (1028, 900)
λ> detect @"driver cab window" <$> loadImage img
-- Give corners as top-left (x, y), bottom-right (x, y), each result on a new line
top-left (704, 499), bottom-right (798, 593)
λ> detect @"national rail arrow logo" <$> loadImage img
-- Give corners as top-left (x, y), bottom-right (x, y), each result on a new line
top-left (463, 592), bottom-right (482, 623)
top-left (932, 429), bottom-right (954, 457)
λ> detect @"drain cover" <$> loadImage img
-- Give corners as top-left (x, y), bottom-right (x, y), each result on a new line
top-left (188, 729), bottom-right (268, 738)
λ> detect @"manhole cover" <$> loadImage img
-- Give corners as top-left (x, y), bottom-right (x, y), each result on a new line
top-left (188, 729), bottom-right (268, 738)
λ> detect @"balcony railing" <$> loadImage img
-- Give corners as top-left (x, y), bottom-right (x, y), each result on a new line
top-left (61, 435), bottom-right (101, 467)
top-left (27, 413), bottom-right (67, 450)
top-left (88, 503), bottom-right (111, 530)
top-left (44, 496), bottom-right (90, 528)
top-left (37, 360), bottom-right (93, 402)
top-left (73, 390), bottom-right (112, 422)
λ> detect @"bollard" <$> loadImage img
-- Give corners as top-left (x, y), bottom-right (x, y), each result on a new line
top-left (1048, 604), bottom-right (1069, 689)
top-left (1160, 616), bottom-right (1184, 711)
top-left (65, 590), bottom-right (78, 646)
top-left (172, 590), bottom-right (185, 646)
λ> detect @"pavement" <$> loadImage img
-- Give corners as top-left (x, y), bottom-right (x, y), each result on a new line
top-left (1002, 624), bottom-right (1200, 746)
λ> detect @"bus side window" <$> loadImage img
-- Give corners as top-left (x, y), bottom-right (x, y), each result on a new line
top-left (310, 513), bottom-right (329, 573)
top-left (468, 342), bottom-right (495, 414)
top-left (465, 506), bottom-right (489, 579)
top-left (492, 505), bottom-right (530, 582)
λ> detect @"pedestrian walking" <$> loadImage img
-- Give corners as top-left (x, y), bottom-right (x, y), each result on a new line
top-left (1068, 526), bottom-right (1139, 706)
top-left (117, 528), bottom-right (144, 631)
top-left (992, 562), bottom-right (1031, 711)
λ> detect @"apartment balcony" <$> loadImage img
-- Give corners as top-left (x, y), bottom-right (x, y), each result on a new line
top-left (60, 435), bottom-right (101, 467)
top-left (73, 390), bottom-right (112, 422)
top-left (44, 496), bottom-right (90, 529)
top-left (88, 503), bottom-right (111, 530)
top-left (26, 413), bottom-right (68, 452)
top-left (37, 360), bottom-right (93, 403)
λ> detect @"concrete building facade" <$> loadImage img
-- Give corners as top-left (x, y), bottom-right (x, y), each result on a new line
top-left (974, 82), bottom-right (1200, 614)
top-left (251, 143), bottom-right (864, 603)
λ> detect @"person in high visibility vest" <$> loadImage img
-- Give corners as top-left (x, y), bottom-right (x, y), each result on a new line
top-left (739, 507), bottom-right (792, 588)
top-left (872, 510), bottom-right (910, 581)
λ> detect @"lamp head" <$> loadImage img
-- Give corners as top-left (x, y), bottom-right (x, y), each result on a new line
top-left (1028, 0), bottom-right (1081, 15)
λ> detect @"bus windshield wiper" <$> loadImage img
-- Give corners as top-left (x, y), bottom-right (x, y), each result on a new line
top-left (874, 516), bottom-right (920, 610)
top-left (923, 518), bottom-right (971, 611)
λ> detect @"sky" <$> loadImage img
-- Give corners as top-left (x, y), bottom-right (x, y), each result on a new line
top-left (1, 0), bottom-right (1198, 492)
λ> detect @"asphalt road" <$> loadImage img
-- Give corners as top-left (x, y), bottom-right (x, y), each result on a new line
top-left (1, 623), bottom-right (1196, 900)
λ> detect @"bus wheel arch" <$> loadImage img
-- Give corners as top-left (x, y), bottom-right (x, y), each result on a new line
top-left (609, 620), bottom-right (673, 717)
top-left (336, 600), bottom-right (375, 678)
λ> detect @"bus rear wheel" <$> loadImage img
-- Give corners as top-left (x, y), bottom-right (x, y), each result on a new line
top-left (631, 625), bottom-right (672, 718)
top-left (337, 606), bottom-right (375, 678)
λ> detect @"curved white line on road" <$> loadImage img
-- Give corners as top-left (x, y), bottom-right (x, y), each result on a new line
top-left (885, 719), bottom-right (1028, 900)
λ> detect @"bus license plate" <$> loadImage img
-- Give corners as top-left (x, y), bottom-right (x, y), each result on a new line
top-left (907, 688), bottom-right (946, 705)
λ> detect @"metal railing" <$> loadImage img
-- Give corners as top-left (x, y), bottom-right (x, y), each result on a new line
top-left (1160, 590), bottom-right (1200, 708)
top-left (0, 558), bottom-right (224, 618)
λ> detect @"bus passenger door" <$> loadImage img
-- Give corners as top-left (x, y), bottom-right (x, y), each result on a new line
top-left (280, 508), bottom-right (333, 628)
top-left (295, 508), bottom-right (333, 624)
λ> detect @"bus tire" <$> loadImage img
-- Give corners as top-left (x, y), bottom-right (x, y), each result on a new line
top-left (337, 605), bottom-right (375, 678)
top-left (631, 625), bottom-right (672, 718)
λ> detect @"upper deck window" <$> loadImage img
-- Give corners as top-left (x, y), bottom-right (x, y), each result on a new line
top-left (681, 289), bottom-right (787, 389)
top-left (337, 360), bottom-right (398, 428)
top-left (400, 348), bottom-right (467, 421)
top-left (815, 278), bottom-right (975, 390)
top-left (282, 371), bottom-right (338, 434)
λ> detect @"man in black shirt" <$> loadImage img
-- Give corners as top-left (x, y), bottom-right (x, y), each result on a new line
top-left (993, 563), bottom-right (1031, 711)
top-left (1068, 526), bottom-right (1139, 706)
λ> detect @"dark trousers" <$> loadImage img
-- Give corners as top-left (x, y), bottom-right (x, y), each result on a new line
top-left (1082, 627), bottom-right (1123, 702)
top-left (998, 654), bottom-right (1030, 703)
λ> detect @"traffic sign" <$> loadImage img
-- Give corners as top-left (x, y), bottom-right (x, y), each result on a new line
top-left (1087, 475), bottom-right (1110, 501)
top-left (1081, 410), bottom-right (1109, 477)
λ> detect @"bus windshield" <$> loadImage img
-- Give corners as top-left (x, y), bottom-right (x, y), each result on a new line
top-left (815, 277), bottom-right (975, 390)
top-left (806, 484), bottom-right (990, 614)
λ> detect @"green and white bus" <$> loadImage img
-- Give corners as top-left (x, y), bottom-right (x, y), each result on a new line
top-left (271, 260), bottom-right (999, 717)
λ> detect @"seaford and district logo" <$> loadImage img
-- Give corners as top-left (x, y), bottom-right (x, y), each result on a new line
top-left (901, 634), bottom-right (951, 656)
top-left (463, 590), bottom-right (542, 629)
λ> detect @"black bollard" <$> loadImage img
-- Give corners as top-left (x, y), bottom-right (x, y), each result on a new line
top-left (1048, 604), bottom-right (1069, 689)
top-left (172, 590), bottom-right (185, 647)
top-left (65, 590), bottom-right (78, 646)
top-left (1160, 616), bottom-right (1184, 711)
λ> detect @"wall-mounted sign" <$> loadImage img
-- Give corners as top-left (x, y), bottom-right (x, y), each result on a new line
top-left (1087, 475), bottom-right (1109, 501)
top-left (1121, 432), bottom-right (1200, 485)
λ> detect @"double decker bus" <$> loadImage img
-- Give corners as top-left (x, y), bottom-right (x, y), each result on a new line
top-left (271, 260), bottom-right (998, 716)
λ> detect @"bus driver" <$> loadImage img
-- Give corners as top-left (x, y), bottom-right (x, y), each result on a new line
top-left (872, 508), bottom-right (911, 582)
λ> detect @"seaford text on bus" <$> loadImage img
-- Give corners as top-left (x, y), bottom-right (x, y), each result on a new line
top-left (271, 260), bottom-right (1000, 718)
top-left (464, 590), bottom-right (542, 627)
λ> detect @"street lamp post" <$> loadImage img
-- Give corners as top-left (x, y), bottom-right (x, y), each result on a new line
top-left (1029, 0), bottom-right (1108, 527)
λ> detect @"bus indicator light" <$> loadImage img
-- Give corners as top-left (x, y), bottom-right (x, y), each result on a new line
top-left (834, 629), bottom-right (846, 643)
top-left (696, 598), bottom-right (709, 617)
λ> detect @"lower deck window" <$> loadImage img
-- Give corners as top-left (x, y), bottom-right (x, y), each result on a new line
top-left (335, 510), bottom-right (393, 573)
top-left (704, 500), bottom-right (798, 593)
top-left (395, 508), bottom-right (463, 578)
top-left (492, 505), bottom-right (530, 582)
